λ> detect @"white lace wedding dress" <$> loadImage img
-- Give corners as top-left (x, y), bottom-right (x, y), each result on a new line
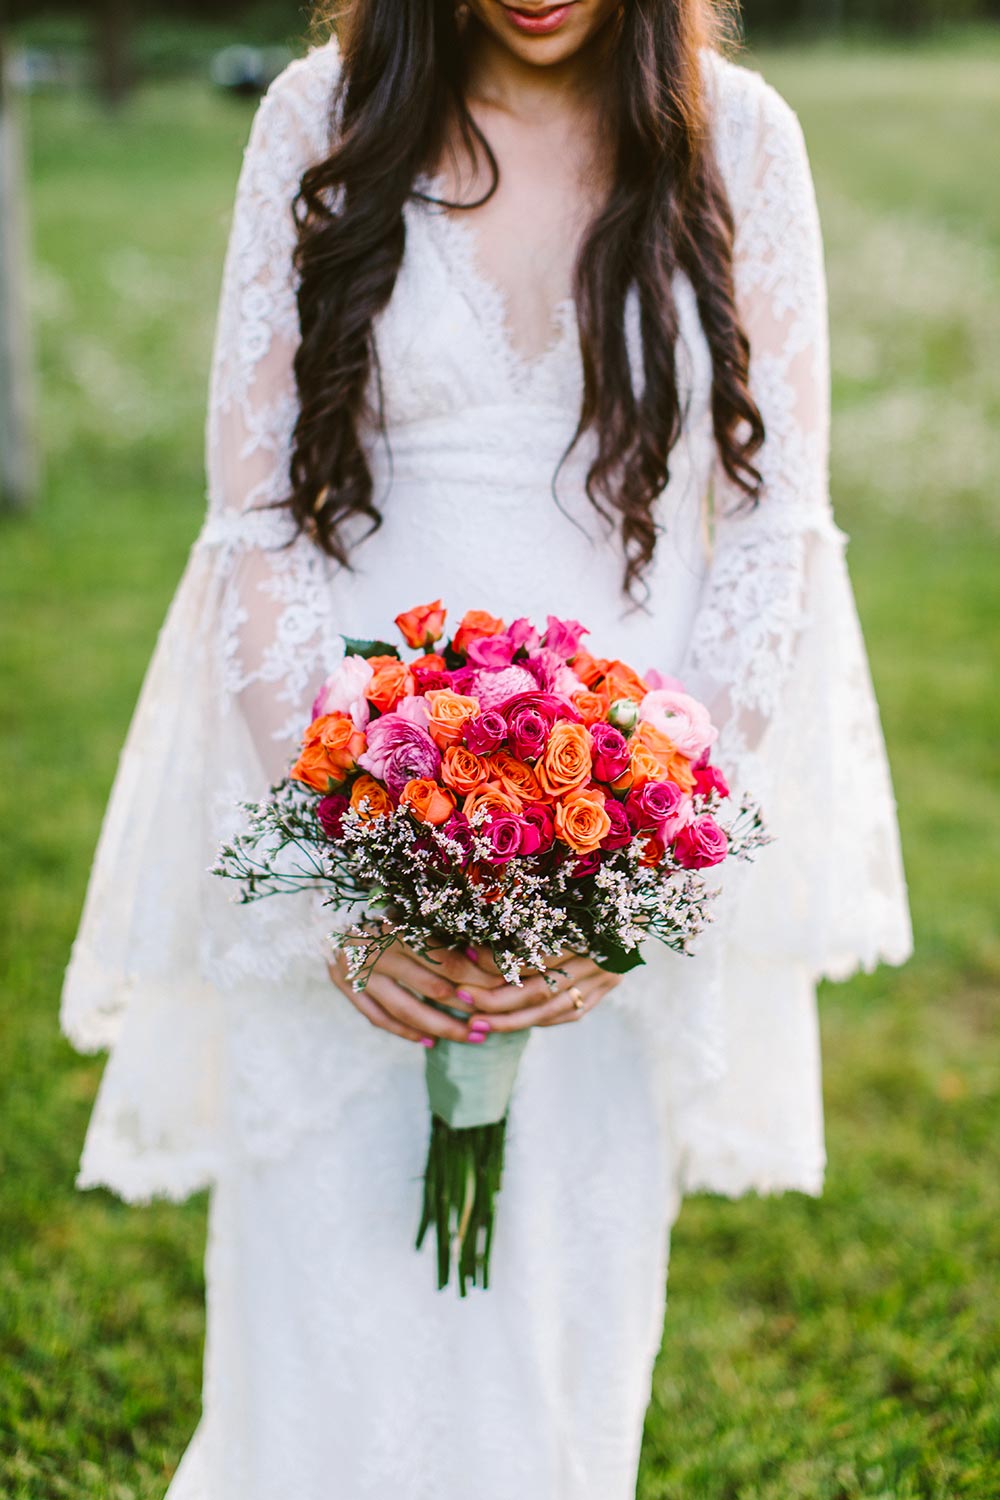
top-left (60, 37), bottom-right (912, 1500)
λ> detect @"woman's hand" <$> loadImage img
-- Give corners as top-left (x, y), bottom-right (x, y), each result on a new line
top-left (456, 951), bottom-right (622, 1033)
top-left (327, 939), bottom-right (506, 1047)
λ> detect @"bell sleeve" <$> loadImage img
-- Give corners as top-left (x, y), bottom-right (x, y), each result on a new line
top-left (59, 42), bottom-right (347, 1202)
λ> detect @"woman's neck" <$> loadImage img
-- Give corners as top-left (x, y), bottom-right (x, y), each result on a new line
top-left (462, 20), bottom-right (604, 124)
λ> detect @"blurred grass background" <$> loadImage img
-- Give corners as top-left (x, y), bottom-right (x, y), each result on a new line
top-left (1, 26), bottom-right (999, 1500)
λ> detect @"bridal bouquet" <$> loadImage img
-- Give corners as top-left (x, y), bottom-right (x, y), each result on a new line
top-left (214, 601), bottom-right (765, 1294)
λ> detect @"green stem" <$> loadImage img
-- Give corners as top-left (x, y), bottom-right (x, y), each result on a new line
top-left (416, 1114), bottom-right (509, 1296)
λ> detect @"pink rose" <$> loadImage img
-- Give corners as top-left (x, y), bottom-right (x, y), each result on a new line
top-left (522, 802), bottom-right (556, 854)
top-left (440, 811), bottom-right (475, 869)
top-left (483, 813), bottom-right (524, 866)
top-left (507, 704), bottom-right (550, 762)
top-left (693, 762), bottom-right (730, 801)
top-left (638, 689), bottom-right (718, 761)
top-left (395, 694), bottom-right (432, 728)
top-left (464, 710), bottom-right (507, 755)
top-left (600, 799), bottom-right (633, 851)
top-left (568, 850), bottom-right (601, 879)
top-left (626, 779), bottom-right (685, 833)
top-left (501, 691), bottom-right (581, 726)
top-left (506, 617), bottom-right (541, 655)
top-left (673, 814), bottom-right (729, 870)
top-left (524, 647), bottom-right (574, 693)
top-left (316, 793), bottom-right (349, 841)
top-left (467, 634), bottom-right (517, 669)
top-left (412, 666), bottom-right (452, 694)
top-left (358, 714), bottom-right (440, 796)
top-left (589, 723), bottom-right (630, 783)
top-left (542, 615), bottom-right (588, 660)
top-left (312, 654), bottom-right (373, 729)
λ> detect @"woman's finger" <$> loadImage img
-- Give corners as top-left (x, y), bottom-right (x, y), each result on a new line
top-left (406, 942), bottom-right (507, 990)
top-left (534, 975), bottom-right (621, 1027)
top-left (377, 946), bottom-right (460, 1005)
top-left (460, 956), bottom-right (596, 1015)
top-left (328, 963), bottom-right (426, 1043)
top-left (469, 971), bottom-right (608, 1033)
top-left (363, 974), bottom-right (473, 1043)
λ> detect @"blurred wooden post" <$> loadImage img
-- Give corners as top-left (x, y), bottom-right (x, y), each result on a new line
top-left (0, 36), bottom-right (40, 513)
top-left (95, 0), bottom-right (135, 109)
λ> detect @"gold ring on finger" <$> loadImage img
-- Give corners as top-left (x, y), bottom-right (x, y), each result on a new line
top-left (568, 986), bottom-right (585, 1011)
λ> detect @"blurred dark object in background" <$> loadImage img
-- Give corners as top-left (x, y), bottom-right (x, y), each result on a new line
top-left (210, 43), bottom-right (294, 97)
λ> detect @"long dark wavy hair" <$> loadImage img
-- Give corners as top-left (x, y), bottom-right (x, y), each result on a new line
top-left (289, 0), bottom-right (765, 599)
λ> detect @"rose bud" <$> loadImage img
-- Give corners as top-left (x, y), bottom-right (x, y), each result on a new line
top-left (673, 814), bottom-right (729, 870)
top-left (464, 709), bottom-right (507, 755)
top-left (589, 722), bottom-right (631, 783)
top-left (607, 697), bottom-right (640, 735)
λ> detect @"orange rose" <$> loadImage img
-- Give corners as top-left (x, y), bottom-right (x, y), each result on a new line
top-left (553, 787), bottom-right (612, 855)
top-left (602, 659), bottom-right (648, 704)
top-left (365, 655), bottom-right (415, 715)
top-left (487, 750), bottom-right (546, 804)
top-left (572, 649), bottom-right (610, 690)
top-left (395, 599), bottom-right (447, 650)
top-left (409, 652), bottom-right (447, 673)
top-left (570, 688), bottom-right (611, 727)
top-left (536, 720), bottom-right (593, 797)
top-left (400, 778), bottom-right (456, 826)
top-left (633, 721), bottom-right (696, 793)
top-left (349, 773), bottom-right (394, 821)
top-left (463, 782), bottom-right (524, 822)
top-left (452, 609), bottom-right (506, 658)
top-left (291, 712), bottom-right (366, 791)
top-left (441, 745), bottom-right (490, 796)
top-left (638, 832), bottom-right (667, 868)
top-left (427, 689), bottom-right (480, 749)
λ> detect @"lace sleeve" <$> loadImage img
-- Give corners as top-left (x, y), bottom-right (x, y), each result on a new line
top-left (682, 76), bottom-right (844, 790)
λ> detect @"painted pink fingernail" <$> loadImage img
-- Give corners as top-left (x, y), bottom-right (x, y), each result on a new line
top-left (465, 946), bottom-right (479, 963)
top-left (467, 1032), bottom-right (487, 1044)
top-left (469, 1018), bottom-right (491, 1035)
top-left (456, 988), bottom-right (474, 1006)
top-left (420, 1037), bottom-right (436, 1048)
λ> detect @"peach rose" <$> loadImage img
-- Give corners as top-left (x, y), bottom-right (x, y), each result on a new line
top-left (536, 720), bottom-right (593, 797)
top-left (487, 750), bottom-right (546, 804)
top-left (633, 721), bottom-right (696, 793)
top-left (349, 773), bottom-right (394, 821)
top-left (452, 609), bottom-right (506, 658)
top-left (553, 787), bottom-right (613, 855)
top-left (463, 782), bottom-right (524, 822)
top-left (365, 655), bottom-right (415, 715)
top-left (441, 745), bottom-right (490, 797)
top-left (602, 659), bottom-right (649, 705)
top-left (395, 600), bottom-right (447, 650)
top-left (427, 689), bottom-right (480, 749)
top-left (570, 688), bottom-right (611, 727)
top-left (400, 778), bottom-right (456, 826)
top-left (291, 712), bottom-right (366, 791)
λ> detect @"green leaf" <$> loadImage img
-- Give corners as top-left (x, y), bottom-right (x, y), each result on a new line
top-left (341, 637), bottom-right (400, 660)
top-left (594, 942), bottom-right (647, 975)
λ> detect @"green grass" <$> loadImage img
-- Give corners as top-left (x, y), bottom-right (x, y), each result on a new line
top-left (1, 39), bottom-right (999, 1500)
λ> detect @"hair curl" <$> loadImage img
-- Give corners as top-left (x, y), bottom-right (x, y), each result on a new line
top-left (289, 0), bottom-right (765, 599)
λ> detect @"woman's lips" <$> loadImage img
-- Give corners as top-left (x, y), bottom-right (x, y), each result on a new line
top-left (501, 3), bottom-right (576, 35)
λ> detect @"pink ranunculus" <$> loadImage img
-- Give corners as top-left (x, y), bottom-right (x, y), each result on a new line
top-left (395, 694), bottom-right (432, 728)
top-left (524, 647), bottom-right (575, 693)
top-left (600, 799), bottom-right (633, 851)
top-left (467, 634), bottom-right (517, 669)
top-left (501, 690), bottom-right (581, 726)
top-left (638, 689), bottom-right (719, 761)
top-left (673, 814), bottom-right (729, 870)
top-left (589, 722), bottom-right (631, 783)
top-left (464, 709), bottom-right (507, 755)
top-left (316, 793), bottom-right (349, 841)
top-left (568, 850), bottom-right (601, 879)
top-left (483, 813), bottom-right (524, 866)
top-left (542, 615), bottom-right (588, 661)
top-left (522, 802), bottom-right (556, 854)
top-left (312, 654), bottom-right (373, 729)
top-left (643, 669), bottom-right (686, 693)
top-left (506, 617), bottom-right (540, 655)
top-left (625, 779), bottom-right (685, 833)
top-left (693, 762), bottom-right (730, 801)
top-left (507, 704), bottom-right (550, 762)
top-left (469, 665), bottom-right (538, 711)
top-left (357, 714), bottom-right (440, 796)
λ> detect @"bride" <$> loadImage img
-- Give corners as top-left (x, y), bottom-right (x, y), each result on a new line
top-left (61, 2), bottom-right (912, 1496)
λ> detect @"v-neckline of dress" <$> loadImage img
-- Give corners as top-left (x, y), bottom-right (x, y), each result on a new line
top-left (411, 172), bottom-right (579, 390)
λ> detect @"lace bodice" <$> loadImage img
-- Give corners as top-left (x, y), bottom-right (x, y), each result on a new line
top-left (60, 38), bottom-right (911, 1206)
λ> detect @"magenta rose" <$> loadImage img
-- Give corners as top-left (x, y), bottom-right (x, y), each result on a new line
top-left (501, 690), bottom-right (581, 727)
top-left (522, 802), bottom-right (556, 854)
top-left (589, 722), bottom-right (631, 783)
top-left (542, 615), bottom-right (587, 661)
top-left (464, 709), bottom-right (507, 755)
top-left (357, 713), bottom-right (440, 796)
top-left (507, 703), bottom-right (550, 762)
top-left (673, 814), bottom-right (729, 870)
top-left (440, 811), bottom-right (475, 869)
top-left (568, 850), bottom-right (602, 879)
top-left (412, 665), bottom-right (452, 694)
top-left (316, 793), bottom-right (349, 841)
top-left (467, 634), bottom-right (517, 669)
top-left (506, 617), bottom-right (540, 655)
top-left (693, 762), bottom-right (730, 800)
top-left (626, 779), bottom-right (685, 833)
top-left (600, 799), bottom-right (633, 851)
top-left (483, 813), bottom-right (524, 866)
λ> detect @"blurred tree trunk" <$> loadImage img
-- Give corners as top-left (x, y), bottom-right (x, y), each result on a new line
top-left (0, 35), bottom-right (39, 514)
top-left (94, 0), bottom-right (136, 109)
top-left (801, 0), bottom-right (846, 30)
